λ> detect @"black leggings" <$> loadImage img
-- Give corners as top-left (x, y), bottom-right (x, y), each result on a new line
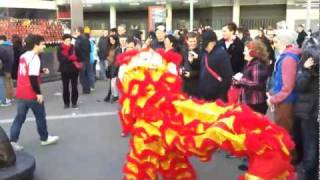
top-left (61, 72), bottom-right (79, 106)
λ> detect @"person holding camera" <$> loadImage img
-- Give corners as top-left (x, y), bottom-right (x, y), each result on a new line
top-left (181, 32), bottom-right (201, 97)
top-left (197, 30), bottom-right (233, 102)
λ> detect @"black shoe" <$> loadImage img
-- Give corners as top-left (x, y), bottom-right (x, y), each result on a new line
top-left (64, 104), bottom-right (70, 109)
top-left (238, 164), bottom-right (248, 171)
top-left (72, 104), bottom-right (78, 108)
top-left (104, 96), bottom-right (111, 102)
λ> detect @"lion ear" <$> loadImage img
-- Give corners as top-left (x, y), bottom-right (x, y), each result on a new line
top-left (156, 49), bottom-right (182, 66)
top-left (116, 49), bottom-right (140, 66)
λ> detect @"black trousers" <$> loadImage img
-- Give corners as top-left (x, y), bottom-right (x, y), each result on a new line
top-left (61, 72), bottom-right (79, 106)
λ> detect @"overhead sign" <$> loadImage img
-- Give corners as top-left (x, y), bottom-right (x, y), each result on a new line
top-left (148, 6), bottom-right (166, 31)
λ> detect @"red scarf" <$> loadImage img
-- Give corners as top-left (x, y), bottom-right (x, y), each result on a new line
top-left (61, 43), bottom-right (71, 57)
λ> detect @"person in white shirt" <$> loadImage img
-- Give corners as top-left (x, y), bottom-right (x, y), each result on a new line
top-left (10, 34), bottom-right (59, 151)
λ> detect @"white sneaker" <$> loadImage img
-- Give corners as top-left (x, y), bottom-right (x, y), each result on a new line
top-left (0, 102), bottom-right (11, 107)
top-left (40, 135), bottom-right (59, 146)
top-left (5, 98), bottom-right (12, 104)
top-left (10, 142), bottom-right (24, 151)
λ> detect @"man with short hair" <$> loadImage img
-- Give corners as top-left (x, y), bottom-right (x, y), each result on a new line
top-left (10, 34), bottom-right (59, 151)
top-left (117, 24), bottom-right (127, 36)
top-left (218, 22), bottom-right (244, 74)
top-left (74, 26), bottom-right (91, 94)
top-left (97, 29), bottom-right (109, 80)
top-left (181, 32), bottom-right (201, 97)
top-left (197, 30), bottom-right (233, 102)
top-left (150, 25), bottom-right (166, 50)
top-left (126, 37), bottom-right (138, 51)
top-left (296, 24), bottom-right (308, 48)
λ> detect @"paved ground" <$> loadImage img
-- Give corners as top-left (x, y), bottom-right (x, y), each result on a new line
top-left (0, 80), bottom-right (244, 180)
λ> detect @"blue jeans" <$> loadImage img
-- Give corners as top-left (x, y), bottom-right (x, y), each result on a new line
top-left (88, 63), bottom-right (95, 89)
top-left (10, 99), bottom-right (49, 142)
top-left (0, 76), bottom-right (5, 103)
top-left (79, 62), bottom-right (91, 93)
top-left (99, 59), bottom-right (107, 80)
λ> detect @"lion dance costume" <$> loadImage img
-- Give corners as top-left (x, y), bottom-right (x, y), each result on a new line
top-left (117, 49), bottom-right (295, 180)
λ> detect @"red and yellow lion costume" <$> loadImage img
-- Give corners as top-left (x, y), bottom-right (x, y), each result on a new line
top-left (117, 49), bottom-right (295, 180)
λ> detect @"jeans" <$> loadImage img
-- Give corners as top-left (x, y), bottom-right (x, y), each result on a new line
top-left (61, 72), bottom-right (79, 106)
top-left (99, 59), bottom-right (107, 80)
top-left (79, 62), bottom-right (91, 93)
top-left (88, 63), bottom-right (95, 89)
top-left (10, 99), bottom-right (49, 142)
top-left (111, 77), bottom-right (118, 97)
top-left (4, 72), bottom-right (14, 99)
top-left (0, 76), bottom-right (5, 103)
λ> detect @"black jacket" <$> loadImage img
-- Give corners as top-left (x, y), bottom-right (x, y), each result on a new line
top-left (0, 44), bottom-right (14, 74)
top-left (57, 44), bottom-right (78, 73)
top-left (97, 36), bottom-right (109, 60)
top-left (297, 30), bottom-right (308, 48)
top-left (197, 46), bottom-right (233, 102)
top-left (75, 35), bottom-right (91, 63)
top-left (181, 47), bottom-right (202, 97)
top-left (0, 46), bottom-right (10, 76)
top-left (218, 37), bottom-right (244, 74)
top-left (294, 63), bottom-right (319, 120)
top-left (12, 45), bottom-right (24, 79)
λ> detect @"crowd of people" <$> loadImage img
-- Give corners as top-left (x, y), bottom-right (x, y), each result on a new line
top-left (0, 18), bottom-right (63, 44)
top-left (0, 20), bottom-right (318, 180)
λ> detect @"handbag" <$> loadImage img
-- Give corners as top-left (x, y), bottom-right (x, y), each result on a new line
top-left (72, 60), bottom-right (83, 71)
top-left (228, 85), bottom-right (241, 103)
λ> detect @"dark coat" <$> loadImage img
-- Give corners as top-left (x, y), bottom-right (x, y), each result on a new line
top-left (181, 47), bottom-right (202, 97)
top-left (11, 45), bottom-right (24, 79)
top-left (75, 35), bottom-right (91, 63)
top-left (297, 30), bottom-right (308, 48)
top-left (218, 36), bottom-right (245, 74)
top-left (97, 36), bottom-right (109, 60)
top-left (0, 43), bottom-right (14, 73)
top-left (197, 46), bottom-right (233, 102)
top-left (57, 44), bottom-right (78, 73)
top-left (0, 46), bottom-right (10, 76)
top-left (294, 63), bottom-right (319, 120)
top-left (150, 40), bottom-right (165, 50)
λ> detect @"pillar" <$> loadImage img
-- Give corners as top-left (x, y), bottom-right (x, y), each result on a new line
top-left (232, 0), bottom-right (240, 26)
top-left (110, 5), bottom-right (116, 29)
top-left (166, 3), bottom-right (172, 33)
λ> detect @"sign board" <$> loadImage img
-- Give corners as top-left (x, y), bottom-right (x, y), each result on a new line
top-left (148, 6), bottom-right (166, 31)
